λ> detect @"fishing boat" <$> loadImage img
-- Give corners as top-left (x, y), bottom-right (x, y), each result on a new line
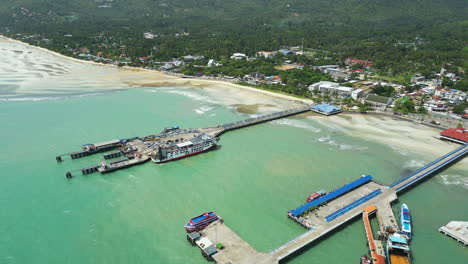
top-left (386, 233), bottom-right (411, 264)
top-left (306, 190), bottom-right (326, 202)
top-left (184, 212), bottom-right (220, 232)
top-left (360, 255), bottom-right (371, 264)
top-left (400, 203), bottom-right (412, 239)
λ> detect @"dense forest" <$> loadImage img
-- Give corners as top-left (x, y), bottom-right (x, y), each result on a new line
top-left (1, 0), bottom-right (467, 77)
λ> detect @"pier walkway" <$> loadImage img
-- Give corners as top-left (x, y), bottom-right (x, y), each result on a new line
top-left (362, 205), bottom-right (386, 264)
top-left (390, 143), bottom-right (468, 192)
top-left (214, 105), bottom-right (313, 136)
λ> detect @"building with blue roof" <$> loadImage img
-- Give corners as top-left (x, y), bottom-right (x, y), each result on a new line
top-left (310, 104), bottom-right (342, 116)
top-left (278, 49), bottom-right (294, 55)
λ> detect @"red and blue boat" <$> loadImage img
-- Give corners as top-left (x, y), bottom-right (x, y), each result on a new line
top-left (306, 190), bottom-right (327, 203)
top-left (184, 212), bottom-right (220, 232)
top-left (400, 203), bottom-right (412, 239)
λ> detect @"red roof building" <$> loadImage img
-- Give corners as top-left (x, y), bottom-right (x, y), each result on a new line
top-left (440, 127), bottom-right (468, 144)
top-left (345, 58), bottom-right (373, 68)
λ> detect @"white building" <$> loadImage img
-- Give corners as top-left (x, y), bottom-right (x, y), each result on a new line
top-left (308, 81), bottom-right (353, 96)
top-left (351, 89), bottom-right (363, 100)
top-left (426, 100), bottom-right (448, 111)
top-left (231, 53), bottom-right (247, 60)
top-left (143, 32), bottom-right (154, 39)
top-left (257, 51), bottom-right (277, 58)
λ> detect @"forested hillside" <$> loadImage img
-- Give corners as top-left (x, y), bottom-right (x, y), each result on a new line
top-left (1, 0), bottom-right (467, 76)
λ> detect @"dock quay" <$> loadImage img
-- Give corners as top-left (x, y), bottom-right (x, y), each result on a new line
top-left (439, 221), bottom-right (468, 246)
top-left (375, 198), bottom-right (399, 236)
top-left (56, 104), bottom-right (322, 177)
top-left (187, 144), bottom-right (467, 263)
top-left (189, 220), bottom-right (277, 264)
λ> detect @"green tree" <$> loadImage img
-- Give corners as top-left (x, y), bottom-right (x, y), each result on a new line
top-left (393, 97), bottom-right (416, 114)
top-left (452, 103), bottom-right (466, 114)
top-left (417, 106), bottom-right (428, 115)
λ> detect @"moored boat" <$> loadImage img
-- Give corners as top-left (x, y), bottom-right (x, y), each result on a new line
top-left (184, 212), bottom-right (220, 232)
top-left (151, 133), bottom-right (218, 163)
top-left (360, 254), bottom-right (371, 264)
top-left (306, 190), bottom-right (327, 202)
top-left (400, 203), bottom-right (412, 239)
top-left (386, 233), bottom-right (411, 264)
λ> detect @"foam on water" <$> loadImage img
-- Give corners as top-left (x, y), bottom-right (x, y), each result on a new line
top-left (271, 119), bottom-right (321, 133)
top-left (403, 159), bottom-right (427, 169)
top-left (195, 105), bottom-right (215, 115)
top-left (166, 89), bottom-right (216, 104)
top-left (0, 91), bottom-right (115, 102)
top-left (440, 174), bottom-right (468, 190)
top-left (315, 135), bottom-right (368, 151)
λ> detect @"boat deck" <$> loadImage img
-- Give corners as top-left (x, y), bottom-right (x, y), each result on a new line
top-left (390, 254), bottom-right (410, 264)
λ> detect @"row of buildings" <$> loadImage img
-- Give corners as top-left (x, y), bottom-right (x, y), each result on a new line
top-left (307, 81), bottom-right (393, 108)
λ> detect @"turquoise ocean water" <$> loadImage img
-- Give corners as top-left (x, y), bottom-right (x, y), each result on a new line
top-left (1, 87), bottom-right (467, 264)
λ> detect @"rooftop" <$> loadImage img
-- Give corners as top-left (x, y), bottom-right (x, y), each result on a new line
top-left (311, 104), bottom-right (342, 114)
top-left (440, 128), bottom-right (468, 143)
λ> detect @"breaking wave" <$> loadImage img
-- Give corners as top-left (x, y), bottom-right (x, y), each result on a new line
top-left (316, 135), bottom-right (368, 151)
top-left (439, 174), bottom-right (468, 190)
top-left (165, 89), bottom-right (216, 104)
top-left (391, 146), bottom-right (411, 156)
top-left (0, 92), bottom-right (113, 102)
top-left (403, 159), bottom-right (427, 169)
top-left (271, 119), bottom-right (321, 133)
top-left (195, 105), bottom-right (215, 115)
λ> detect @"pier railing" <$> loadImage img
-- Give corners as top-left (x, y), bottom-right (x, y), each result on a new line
top-left (395, 145), bottom-right (468, 192)
top-left (389, 144), bottom-right (467, 188)
top-left (220, 105), bottom-right (313, 132)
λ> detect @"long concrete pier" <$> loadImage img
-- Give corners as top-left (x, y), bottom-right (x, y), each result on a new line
top-left (214, 105), bottom-right (313, 136)
top-left (189, 144), bottom-right (468, 264)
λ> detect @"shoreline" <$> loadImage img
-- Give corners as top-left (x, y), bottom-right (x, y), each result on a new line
top-left (0, 35), bottom-right (313, 106)
top-left (1, 34), bottom-right (466, 168)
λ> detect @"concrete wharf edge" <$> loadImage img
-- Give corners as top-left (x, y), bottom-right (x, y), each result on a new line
top-left (439, 221), bottom-right (468, 246)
